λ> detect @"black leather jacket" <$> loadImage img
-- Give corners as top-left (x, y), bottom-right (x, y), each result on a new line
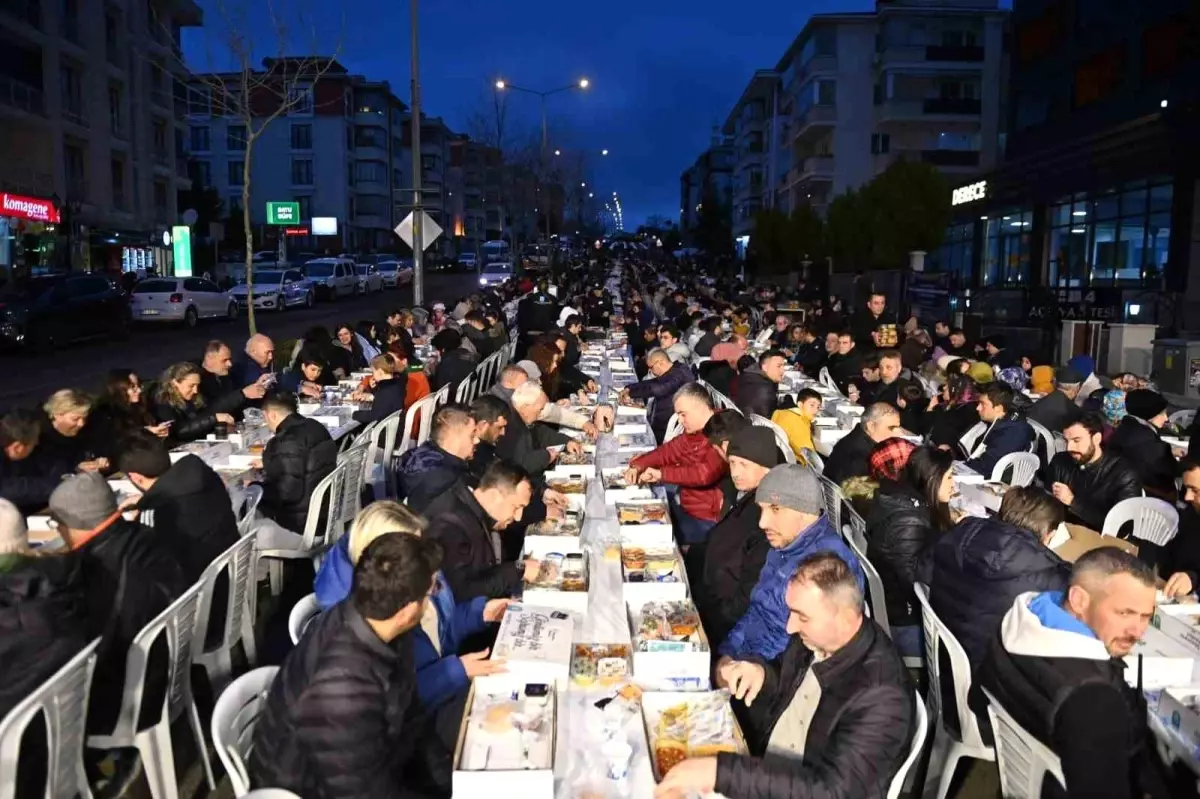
top-left (1040, 450), bottom-right (1143, 531)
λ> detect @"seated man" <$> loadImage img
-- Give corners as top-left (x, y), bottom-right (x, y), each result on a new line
top-left (465, 395), bottom-right (510, 480)
top-left (422, 460), bottom-right (540, 601)
top-left (733, 349), bottom-right (786, 419)
top-left (429, 328), bottom-right (477, 395)
top-left (397, 404), bottom-right (478, 512)
top-left (1026, 365), bottom-right (1084, 433)
top-left (718, 464), bottom-right (864, 662)
top-left (0, 409), bottom-right (68, 514)
top-left (232, 334), bottom-right (276, 388)
top-left (961, 382), bottom-right (1035, 477)
top-left (695, 427), bottom-right (780, 648)
top-left (1040, 411), bottom-right (1141, 531)
top-left (919, 486), bottom-right (1069, 670)
top-left (624, 347), bottom-right (695, 443)
top-left (496, 382), bottom-right (577, 479)
top-left (250, 533), bottom-right (450, 798)
top-left (627, 384), bottom-right (727, 546)
top-left (822, 403), bottom-right (901, 485)
top-left (199, 339), bottom-right (268, 415)
top-left (658, 325), bottom-right (692, 363)
top-left (1161, 459), bottom-right (1200, 599)
top-left (660, 553), bottom-right (915, 799)
top-left (252, 392), bottom-right (339, 544)
top-left (978, 549), bottom-right (1173, 799)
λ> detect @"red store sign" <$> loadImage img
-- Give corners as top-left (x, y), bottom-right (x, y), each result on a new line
top-left (283, 226), bottom-right (310, 236)
top-left (1, 192), bottom-right (60, 224)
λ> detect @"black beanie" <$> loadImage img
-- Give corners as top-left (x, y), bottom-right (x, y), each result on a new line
top-left (1124, 389), bottom-right (1167, 421)
top-left (726, 426), bottom-right (782, 469)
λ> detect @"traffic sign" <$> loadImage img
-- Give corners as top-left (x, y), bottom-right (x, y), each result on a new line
top-left (395, 211), bottom-right (442, 251)
top-left (266, 202), bottom-right (301, 225)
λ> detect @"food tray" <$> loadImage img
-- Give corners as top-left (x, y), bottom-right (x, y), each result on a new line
top-left (616, 499), bottom-right (670, 525)
top-left (570, 643), bottom-right (632, 687)
top-left (642, 692), bottom-right (746, 782)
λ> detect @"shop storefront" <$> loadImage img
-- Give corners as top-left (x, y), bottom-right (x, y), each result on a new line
top-left (88, 229), bottom-right (174, 278)
top-left (0, 192), bottom-right (61, 278)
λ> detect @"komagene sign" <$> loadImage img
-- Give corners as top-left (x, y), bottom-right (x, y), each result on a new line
top-left (951, 180), bottom-right (987, 206)
top-left (1, 192), bottom-right (60, 223)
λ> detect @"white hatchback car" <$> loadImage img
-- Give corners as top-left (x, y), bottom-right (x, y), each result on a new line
top-left (130, 277), bottom-right (237, 327)
top-left (303, 258), bottom-right (358, 300)
top-left (377, 259), bottom-right (414, 288)
top-left (356, 264), bottom-right (384, 294)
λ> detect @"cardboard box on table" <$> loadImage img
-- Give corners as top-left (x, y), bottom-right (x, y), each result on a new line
top-left (641, 691), bottom-right (748, 791)
top-left (452, 675), bottom-right (558, 799)
top-left (627, 601), bottom-right (711, 691)
top-left (1124, 624), bottom-right (1196, 689)
top-left (1156, 686), bottom-right (1200, 761)
top-left (521, 553), bottom-right (591, 615)
top-left (1050, 524), bottom-right (1138, 563)
top-left (621, 547), bottom-right (688, 606)
top-left (491, 604), bottom-right (575, 686)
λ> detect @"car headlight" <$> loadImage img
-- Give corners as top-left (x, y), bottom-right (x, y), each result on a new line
top-left (479, 277), bottom-right (488, 285)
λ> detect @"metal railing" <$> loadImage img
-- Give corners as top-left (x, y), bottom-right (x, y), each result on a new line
top-left (0, 74), bottom-right (44, 115)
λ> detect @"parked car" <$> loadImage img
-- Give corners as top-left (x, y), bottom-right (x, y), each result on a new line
top-left (0, 272), bottom-right (130, 351)
top-left (457, 252), bottom-right (478, 269)
top-left (130, 277), bottom-right (237, 327)
top-left (302, 258), bottom-right (357, 300)
top-left (356, 264), bottom-right (384, 294)
top-left (377, 259), bottom-right (414, 288)
top-left (228, 268), bottom-right (314, 313)
top-left (478, 261), bottom-right (514, 288)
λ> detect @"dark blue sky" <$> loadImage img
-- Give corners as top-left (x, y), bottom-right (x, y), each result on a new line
top-left (185, 0), bottom-right (865, 228)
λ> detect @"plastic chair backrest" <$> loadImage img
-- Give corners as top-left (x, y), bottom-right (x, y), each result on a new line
top-left (211, 666), bottom-right (280, 797)
top-left (888, 693), bottom-right (929, 799)
top-left (749, 414), bottom-right (796, 464)
top-left (982, 687), bottom-right (1066, 797)
top-left (333, 442), bottom-right (371, 535)
top-left (753, 328), bottom-right (772, 346)
top-left (194, 531), bottom-right (258, 661)
top-left (237, 484), bottom-right (264, 536)
top-left (801, 447), bottom-right (825, 475)
top-left (373, 409), bottom-right (405, 498)
top-left (1026, 418), bottom-right (1055, 463)
top-left (298, 468), bottom-right (339, 550)
top-left (842, 503), bottom-right (868, 553)
top-left (243, 791), bottom-right (302, 799)
top-left (399, 388), bottom-right (442, 455)
top-left (664, 413), bottom-right (684, 442)
top-left (455, 372), bottom-right (475, 404)
top-left (913, 584), bottom-right (990, 754)
top-left (959, 421), bottom-right (987, 455)
top-left (991, 452), bottom-right (1040, 487)
top-left (0, 639), bottom-right (100, 799)
top-left (695, 378), bottom-right (720, 407)
top-left (1169, 409), bottom-right (1196, 430)
top-left (1101, 496), bottom-right (1178, 545)
top-left (818, 474), bottom-right (844, 533)
top-left (417, 385), bottom-right (452, 445)
top-left (818, 366), bottom-right (839, 392)
top-left (288, 594), bottom-right (322, 645)
top-left (1051, 432), bottom-right (1066, 454)
top-left (842, 526), bottom-right (891, 635)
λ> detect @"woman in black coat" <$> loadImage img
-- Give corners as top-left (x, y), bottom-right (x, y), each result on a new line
top-left (925, 373), bottom-right (981, 449)
top-left (333, 323), bottom-right (368, 373)
top-left (87, 369), bottom-right (171, 462)
top-left (152, 362), bottom-right (234, 444)
top-left (1107, 389), bottom-right (1177, 501)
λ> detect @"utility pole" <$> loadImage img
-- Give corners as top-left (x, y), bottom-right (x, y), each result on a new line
top-left (541, 97), bottom-right (550, 246)
top-left (409, 0), bottom-right (424, 305)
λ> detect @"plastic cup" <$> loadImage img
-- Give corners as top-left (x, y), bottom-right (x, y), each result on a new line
top-left (603, 739), bottom-right (632, 781)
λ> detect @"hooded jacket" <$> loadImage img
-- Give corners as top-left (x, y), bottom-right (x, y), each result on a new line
top-left (137, 454), bottom-right (238, 582)
top-left (865, 484), bottom-right (935, 629)
top-left (717, 620), bottom-right (915, 799)
top-left (695, 489), bottom-right (767, 647)
top-left (720, 514), bottom-right (865, 660)
top-left (1027, 390), bottom-right (1077, 434)
top-left (733, 366), bottom-right (780, 419)
top-left (626, 360), bottom-right (695, 440)
top-left (629, 431), bottom-right (727, 523)
top-left (978, 591), bottom-right (1172, 799)
top-left (396, 442), bottom-right (472, 513)
top-left (260, 413), bottom-right (339, 534)
top-left (422, 481), bottom-right (523, 601)
top-left (1040, 451), bottom-right (1142, 531)
top-left (1106, 416), bottom-right (1176, 500)
top-left (918, 516), bottom-right (1069, 670)
top-left (663, 340), bottom-right (693, 364)
top-left (962, 414), bottom-right (1035, 477)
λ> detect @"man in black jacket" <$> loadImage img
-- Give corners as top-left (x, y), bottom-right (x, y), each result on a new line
top-left (659, 552), bottom-right (915, 799)
top-left (1040, 411), bottom-right (1141, 531)
top-left (396, 404), bottom-right (478, 512)
top-left (48, 472), bottom-right (188, 735)
top-left (560, 315), bottom-right (585, 366)
top-left (423, 460), bottom-right (541, 601)
top-left (0, 409), bottom-right (68, 514)
top-left (1026, 365), bottom-right (1083, 433)
top-left (1162, 460), bottom-right (1200, 599)
top-left (199, 339), bottom-right (268, 417)
top-left (119, 435), bottom-right (238, 583)
top-left (826, 332), bottom-right (863, 393)
top-left (733, 350), bottom-right (786, 419)
top-left (696, 427), bottom-right (780, 648)
top-left (822, 403), bottom-right (901, 485)
top-left (498, 382), bottom-right (576, 478)
top-left (920, 486), bottom-right (1069, 671)
top-left (625, 349), bottom-right (696, 443)
top-left (429, 329), bottom-right (478, 395)
top-left (250, 533), bottom-right (450, 799)
top-left (977, 549), bottom-right (1173, 799)
top-left (1107, 389), bottom-right (1178, 501)
top-left (693, 316), bottom-right (722, 357)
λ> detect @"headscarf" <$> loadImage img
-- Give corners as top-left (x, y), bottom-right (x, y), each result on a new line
top-left (945, 373), bottom-right (979, 407)
top-left (967, 361), bottom-right (994, 384)
top-left (869, 438), bottom-right (917, 484)
top-left (1102, 389), bottom-right (1127, 425)
top-left (710, 342), bottom-right (741, 368)
top-left (1030, 365), bottom-right (1055, 394)
top-left (1067, 354), bottom-right (1096, 379)
top-left (998, 367), bottom-right (1027, 392)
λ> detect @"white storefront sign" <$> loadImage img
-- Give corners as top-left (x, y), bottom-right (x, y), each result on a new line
top-left (951, 180), bottom-right (988, 206)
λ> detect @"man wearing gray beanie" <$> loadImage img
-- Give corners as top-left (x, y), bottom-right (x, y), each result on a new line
top-left (717, 463), bottom-right (865, 662)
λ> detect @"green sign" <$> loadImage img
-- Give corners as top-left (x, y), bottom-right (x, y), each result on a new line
top-left (172, 225), bottom-right (192, 277)
top-left (266, 202), bottom-right (301, 225)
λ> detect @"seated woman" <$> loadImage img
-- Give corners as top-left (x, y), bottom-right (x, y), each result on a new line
top-left (333, 323), bottom-right (369, 373)
top-left (39, 389), bottom-right (107, 472)
top-left (152, 362), bottom-right (234, 444)
top-left (312, 501), bottom-right (510, 747)
top-left (351, 354), bottom-right (408, 425)
top-left (87, 370), bottom-right (171, 463)
top-left (277, 352), bottom-right (325, 399)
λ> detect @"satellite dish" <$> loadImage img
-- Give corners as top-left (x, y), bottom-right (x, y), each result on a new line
top-left (182, 208), bottom-right (199, 226)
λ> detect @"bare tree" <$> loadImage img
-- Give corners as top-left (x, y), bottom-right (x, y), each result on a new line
top-left (168, 0), bottom-right (342, 335)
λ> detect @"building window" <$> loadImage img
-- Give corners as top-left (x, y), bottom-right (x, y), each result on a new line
top-left (153, 180), bottom-right (168, 214)
top-left (291, 159), bottom-right (313, 185)
top-left (870, 133), bottom-right (890, 154)
top-left (228, 160), bottom-right (244, 186)
top-left (108, 83), bottom-right (124, 136)
top-left (65, 141), bottom-right (87, 197)
top-left (981, 210), bottom-right (1033, 287)
top-left (287, 86), bottom-right (313, 115)
top-left (356, 126), bottom-right (387, 149)
top-left (152, 120), bottom-right (168, 161)
top-left (355, 161), bottom-right (386, 184)
top-left (61, 0), bottom-right (80, 41)
top-left (931, 222), bottom-right (974, 287)
top-left (193, 160), bottom-right (211, 187)
top-left (291, 123), bottom-right (312, 150)
top-left (187, 85), bottom-right (211, 115)
top-left (104, 7), bottom-right (122, 65)
top-left (227, 125), bottom-right (247, 151)
top-left (189, 125), bottom-right (210, 152)
top-left (60, 60), bottom-right (84, 121)
top-left (110, 157), bottom-right (126, 209)
top-left (421, 154), bottom-right (438, 171)
top-left (295, 196), bottom-right (312, 219)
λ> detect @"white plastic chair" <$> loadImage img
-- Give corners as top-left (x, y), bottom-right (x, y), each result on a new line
top-left (842, 526), bottom-right (891, 637)
top-left (211, 666), bottom-right (280, 797)
top-left (959, 421), bottom-right (987, 455)
top-left (1169, 409), bottom-right (1196, 430)
top-left (397, 385), bottom-right (447, 455)
top-left (982, 687), bottom-right (1066, 797)
top-left (818, 474), bottom-right (844, 534)
top-left (990, 452), bottom-right (1040, 487)
top-left (368, 409), bottom-right (405, 500)
top-left (1101, 496), bottom-right (1179, 545)
top-left (0, 639), bottom-right (100, 799)
top-left (88, 581), bottom-right (216, 799)
top-left (818, 366), bottom-right (839, 393)
top-left (193, 531), bottom-right (259, 693)
top-left (842, 503), bottom-right (868, 553)
top-left (753, 328), bottom-right (772, 347)
top-left (237, 484), bottom-right (264, 536)
top-left (1051, 431), bottom-right (1067, 454)
top-left (801, 447), bottom-right (825, 475)
top-left (913, 584), bottom-right (996, 799)
top-left (243, 791), bottom-right (302, 799)
top-left (1026, 418), bottom-right (1055, 464)
top-left (289, 594), bottom-right (322, 645)
top-left (664, 412), bottom-right (684, 442)
top-left (888, 693), bottom-right (929, 799)
top-left (749, 414), bottom-right (796, 464)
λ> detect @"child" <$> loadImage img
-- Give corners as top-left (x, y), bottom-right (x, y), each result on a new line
top-left (772, 388), bottom-right (823, 462)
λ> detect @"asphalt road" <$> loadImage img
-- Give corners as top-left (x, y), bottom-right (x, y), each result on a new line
top-left (0, 272), bottom-right (481, 410)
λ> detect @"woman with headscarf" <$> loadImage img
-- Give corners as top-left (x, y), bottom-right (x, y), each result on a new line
top-left (925, 373), bottom-right (981, 449)
top-left (967, 360), bottom-right (995, 385)
top-left (1101, 388), bottom-right (1127, 426)
top-left (1107, 389), bottom-right (1176, 501)
top-left (1029, 364), bottom-right (1055, 395)
top-left (1067, 354), bottom-right (1103, 407)
top-left (699, 342), bottom-right (740, 399)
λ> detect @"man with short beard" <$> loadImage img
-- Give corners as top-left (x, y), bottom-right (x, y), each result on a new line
top-left (1040, 411), bottom-right (1141, 530)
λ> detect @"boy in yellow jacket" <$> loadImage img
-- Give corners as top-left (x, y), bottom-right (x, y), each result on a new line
top-left (771, 388), bottom-right (824, 462)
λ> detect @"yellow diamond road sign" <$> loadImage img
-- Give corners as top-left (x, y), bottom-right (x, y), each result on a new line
top-left (395, 211), bottom-right (442, 251)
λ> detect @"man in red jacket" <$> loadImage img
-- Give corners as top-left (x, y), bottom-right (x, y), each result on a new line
top-left (626, 383), bottom-right (728, 547)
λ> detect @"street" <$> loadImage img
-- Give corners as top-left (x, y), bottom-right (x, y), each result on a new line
top-left (0, 272), bottom-right (481, 411)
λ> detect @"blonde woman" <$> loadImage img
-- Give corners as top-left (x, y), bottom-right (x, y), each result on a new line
top-left (152, 362), bottom-right (235, 443)
top-left (312, 500), bottom-right (511, 741)
top-left (42, 389), bottom-right (106, 472)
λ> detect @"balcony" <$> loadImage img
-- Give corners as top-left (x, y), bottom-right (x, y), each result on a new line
top-left (798, 155), bottom-right (834, 181)
top-left (877, 45), bottom-right (984, 68)
top-left (925, 45), bottom-right (983, 63)
top-left (784, 54), bottom-right (836, 97)
top-left (919, 148), bottom-right (980, 168)
top-left (62, 104), bottom-right (88, 127)
top-left (790, 104), bottom-right (835, 144)
top-left (0, 74), bottom-right (44, 116)
top-left (355, 144), bottom-right (388, 162)
top-left (151, 87), bottom-right (172, 110)
top-left (354, 180), bottom-right (389, 196)
top-left (877, 97), bottom-right (980, 123)
top-left (923, 97), bottom-right (981, 115)
top-left (354, 214), bottom-right (389, 229)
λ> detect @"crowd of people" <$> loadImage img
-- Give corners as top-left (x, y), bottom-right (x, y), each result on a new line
top-left (2, 255), bottom-right (1198, 799)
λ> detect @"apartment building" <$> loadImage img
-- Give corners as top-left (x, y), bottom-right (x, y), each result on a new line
top-left (187, 60), bottom-right (411, 255)
top-left (722, 71), bottom-right (779, 239)
top-left (678, 136), bottom-right (734, 232)
top-left (0, 0), bottom-right (202, 276)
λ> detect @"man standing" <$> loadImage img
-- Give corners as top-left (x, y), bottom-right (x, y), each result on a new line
top-left (624, 348), bottom-right (695, 443)
top-left (978, 550), bottom-right (1173, 799)
top-left (822, 403), bottom-right (902, 485)
top-left (1026, 366), bottom-right (1084, 433)
top-left (733, 350), bottom-right (786, 419)
top-left (851, 292), bottom-right (892, 352)
top-left (659, 553), bottom-right (913, 799)
top-left (718, 464), bottom-right (864, 661)
top-left (1040, 411), bottom-right (1141, 531)
top-left (962, 383), bottom-right (1035, 477)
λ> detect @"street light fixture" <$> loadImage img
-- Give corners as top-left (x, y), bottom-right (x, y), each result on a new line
top-left (554, 149), bottom-right (561, 156)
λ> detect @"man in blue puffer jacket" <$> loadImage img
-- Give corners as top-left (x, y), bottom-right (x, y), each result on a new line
top-left (313, 509), bottom-right (511, 746)
top-left (718, 464), bottom-right (865, 662)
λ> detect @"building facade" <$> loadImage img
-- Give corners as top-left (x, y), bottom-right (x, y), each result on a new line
top-left (679, 135), bottom-right (734, 233)
top-left (0, 0), bottom-right (203, 277)
top-left (723, 71), bottom-right (779, 240)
